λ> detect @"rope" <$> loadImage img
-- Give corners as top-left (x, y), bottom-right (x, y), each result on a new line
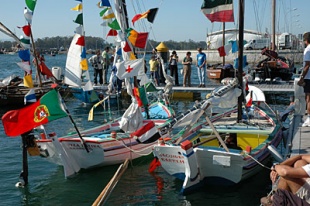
top-left (113, 136), bottom-right (154, 156)
top-left (243, 152), bottom-right (272, 170)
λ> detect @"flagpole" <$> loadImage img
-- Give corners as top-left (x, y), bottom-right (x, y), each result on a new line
top-left (59, 92), bottom-right (90, 153)
top-left (28, 21), bottom-right (43, 87)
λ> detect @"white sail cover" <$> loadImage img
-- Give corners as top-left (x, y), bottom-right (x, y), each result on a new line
top-left (119, 102), bottom-right (143, 132)
top-left (64, 33), bottom-right (82, 87)
top-left (246, 85), bottom-right (266, 102)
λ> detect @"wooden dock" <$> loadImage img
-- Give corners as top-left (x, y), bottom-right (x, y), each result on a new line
top-left (287, 115), bottom-right (310, 157)
top-left (158, 82), bottom-right (295, 94)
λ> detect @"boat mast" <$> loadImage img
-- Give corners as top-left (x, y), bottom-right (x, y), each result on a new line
top-left (237, 0), bottom-right (244, 122)
top-left (222, 22), bottom-right (225, 65)
top-left (271, 0), bottom-right (276, 51)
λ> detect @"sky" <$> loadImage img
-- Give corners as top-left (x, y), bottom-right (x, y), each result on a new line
top-left (0, 0), bottom-right (308, 43)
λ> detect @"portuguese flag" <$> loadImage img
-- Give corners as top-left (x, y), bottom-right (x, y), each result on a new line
top-left (201, 0), bottom-right (234, 23)
top-left (2, 90), bottom-right (68, 137)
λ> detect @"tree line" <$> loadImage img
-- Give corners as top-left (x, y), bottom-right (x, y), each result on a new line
top-left (0, 36), bottom-right (207, 53)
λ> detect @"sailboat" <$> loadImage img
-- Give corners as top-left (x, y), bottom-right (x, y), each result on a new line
top-left (0, 8), bottom-right (61, 107)
top-left (151, 0), bottom-right (284, 194)
top-left (33, 0), bottom-right (176, 178)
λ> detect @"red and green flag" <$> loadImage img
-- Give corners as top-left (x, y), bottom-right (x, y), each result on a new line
top-left (201, 0), bottom-right (234, 23)
top-left (2, 90), bottom-right (68, 137)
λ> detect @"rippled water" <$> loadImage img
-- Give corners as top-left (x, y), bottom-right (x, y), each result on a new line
top-left (0, 54), bottom-right (292, 205)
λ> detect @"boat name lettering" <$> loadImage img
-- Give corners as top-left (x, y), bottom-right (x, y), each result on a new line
top-left (68, 143), bottom-right (100, 150)
top-left (160, 157), bottom-right (185, 164)
top-left (159, 153), bottom-right (184, 159)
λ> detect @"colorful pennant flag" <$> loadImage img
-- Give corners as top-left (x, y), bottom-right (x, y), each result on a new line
top-left (116, 58), bottom-right (144, 79)
top-left (233, 55), bottom-right (247, 69)
top-left (25, 0), bottom-right (37, 11)
top-left (106, 29), bottom-right (118, 37)
top-left (132, 8), bottom-right (158, 25)
top-left (102, 8), bottom-right (115, 19)
top-left (74, 13), bottom-right (83, 25)
top-left (97, 0), bottom-right (111, 8)
top-left (23, 74), bottom-right (34, 88)
top-left (126, 28), bottom-right (148, 49)
top-left (18, 49), bottom-right (31, 61)
top-left (80, 58), bottom-right (88, 70)
top-left (76, 36), bottom-right (85, 46)
top-left (80, 47), bottom-right (87, 58)
top-left (2, 90), bottom-right (68, 137)
top-left (71, 3), bottom-right (83, 12)
top-left (230, 40), bottom-right (238, 53)
top-left (24, 89), bottom-right (36, 104)
top-left (17, 61), bottom-right (31, 74)
top-left (99, 8), bottom-right (109, 17)
top-left (108, 19), bottom-right (120, 30)
top-left (217, 44), bottom-right (232, 57)
top-left (201, 0), bottom-right (234, 22)
top-left (39, 62), bottom-right (54, 78)
top-left (17, 25), bottom-right (31, 37)
top-left (20, 36), bottom-right (31, 49)
top-left (75, 25), bottom-right (84, 35)
top-left (24, 7), bottom-right (33, 24)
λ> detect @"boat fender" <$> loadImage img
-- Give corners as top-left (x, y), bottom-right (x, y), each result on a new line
top-left (268, 145), bottom-right (284, 162)
top-left (111, 131), bottom-right (117, 139)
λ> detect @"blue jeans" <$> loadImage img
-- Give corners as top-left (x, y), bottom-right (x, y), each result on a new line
top-left (197, 66), bottom-right (206, 85)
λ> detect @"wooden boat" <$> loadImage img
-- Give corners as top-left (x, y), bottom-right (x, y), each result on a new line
top-left (36, 100), bottom-right (174, 177)
top-left (150, 0), bottom-right (284, 194)
top-left (252, 48), bottom-right (295, 81)
top-left (152, 81), bottom-right (283, 194)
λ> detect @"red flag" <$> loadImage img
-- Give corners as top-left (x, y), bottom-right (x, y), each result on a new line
top-left (18, 25), bottom-right (31, 37)
top-left (76, 36), bottom-right (85, 46)
top-left (246, 91), bottom-right (253, 107)
top-left (39, 62), bottom-right (54, 78)
top-left (2, 90), bottom-right (67, 137)
top-left (123, 41), bottom-right (132, 52)
top-left (217, 46), bottom-right (226, 57)
top-left (106, 29), bottom-right (118, 37)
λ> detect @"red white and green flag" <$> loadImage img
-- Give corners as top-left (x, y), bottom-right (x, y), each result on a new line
top-left (201, 0), bottom-right (234, 23)
top-left (2, 90), bottom-right (68, 137)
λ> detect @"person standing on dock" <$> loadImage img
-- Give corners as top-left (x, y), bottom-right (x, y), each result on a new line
top-left (196, 47), bottom-right (207, 87)
top-left (89, 49), bottom-right (104, 85)
top-left (149, 55), bottom-right (160, 86)
top-left (298, 32), bottom-right (310, 127)
top-left (101, 46), bottom-right (110, 85)
top-left (169, 51), bottom-right (179, 86)
top-left (182, 51), bottom-right (192, 87)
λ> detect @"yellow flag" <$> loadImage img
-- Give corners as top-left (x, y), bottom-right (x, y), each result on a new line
top-left (71, 3), bottom-right (83, 12)
top-left (129, 52), bottom-right (137, 60)
top-left (102, 9), bottom-right (115, 19)
top-left (23, 74), bottom-right (34, 88)
top-left (80, 58), bottom-right (88, 70)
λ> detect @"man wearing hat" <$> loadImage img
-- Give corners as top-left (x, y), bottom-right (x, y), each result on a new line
top-left (298, 32), bottom-right (310, 127)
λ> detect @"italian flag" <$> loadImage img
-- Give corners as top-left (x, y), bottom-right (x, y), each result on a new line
top-left (201, 0), bottom-right (234, 23)
top-left (2, 90), bottom-right (68, 137)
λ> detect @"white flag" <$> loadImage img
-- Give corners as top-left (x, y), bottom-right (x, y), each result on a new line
top-left (116, 58), bottom-right (144, 80)
top-left (16, 61), bottom-right (31, 74)
top-left (24, 8), bottom-right (33, 24)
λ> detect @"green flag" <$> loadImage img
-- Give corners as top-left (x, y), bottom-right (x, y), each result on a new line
top-left (25, 0), bottom-right (37, 11)
top-left (108, 19), bottom-right (120, 30)
top-left (74, 13), bottom-right (83, 25)
top-left (99, 8), bottom-right (109, 17)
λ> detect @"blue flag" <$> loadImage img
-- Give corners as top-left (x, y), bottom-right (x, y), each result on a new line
top-left (231, 40), bottom-right (238, 53)
top-left (18, 49), bottom-right (31, 61)
top-left (234, 55), bottom-right (247, 69)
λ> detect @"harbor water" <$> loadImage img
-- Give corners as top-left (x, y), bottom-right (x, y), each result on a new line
top-left (0, 54), bottom-right (291, 205)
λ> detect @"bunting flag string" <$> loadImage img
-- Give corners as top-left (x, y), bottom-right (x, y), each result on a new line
top-left (97, 0), bottom-right (111, 8)
top-left (71, 3), bottom-right (83, 12)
